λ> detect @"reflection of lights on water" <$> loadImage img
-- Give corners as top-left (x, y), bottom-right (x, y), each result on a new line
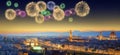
top-left (37, 1), bottom-right (47, 12)
top-left (5, 9), bottom-right (16, 20)
top-left (26, 2), bottom-right (39, 17)
top-left (75, 1), bottom-right (90, 17)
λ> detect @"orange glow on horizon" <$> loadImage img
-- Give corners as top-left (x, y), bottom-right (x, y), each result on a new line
top-left (0, 27), bottom-right (119, 34)
top-left (0, 17), bottom-right (120, 34)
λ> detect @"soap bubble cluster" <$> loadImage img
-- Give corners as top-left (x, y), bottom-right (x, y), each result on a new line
top-left (6, 0), bottom-right (19, 8)
top-left (15, 9), bottom-right (27, 18)
top-left (4, 0), bottom-right (90, 24)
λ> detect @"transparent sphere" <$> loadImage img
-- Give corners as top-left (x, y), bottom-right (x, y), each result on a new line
top-left (53, 6), bottom-right (65, 21)
top-left (5, 9), bottom-right (16, 20)
top-left (35, 14), bottom-right (44, 24)
top-left (44, 15), bottom-right (51, 21)
top-left (19, 11), bottom-right (27, 18)
top-left (37, 1), bottom-right (47, 12)
top-left (68, 17), bottom-right (73, 22)
top-left (60, 3), bottom-right (65, 9)
top-left (70, 8), bottom-right (76, 15)
top-left (26, 2), bottom-right (39, 17)
top-left (40, 10), bottom-right (51, 16)
top-left (54, 6), bottom-right (60, 11)
top-left (65, 10), bottom-right (72, 16)
top-left (6, 1), bottom-right (12, 7)
top-left (15, 9), bottom-right (21, 16)
top-left (75, 1), bottom-right (90, 17)
top-left (47, 1), bottom-right (56, 10)
top-left (14, 2), bottom-right (19, 8)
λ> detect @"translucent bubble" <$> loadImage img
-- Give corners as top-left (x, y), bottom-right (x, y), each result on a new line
top-left (37, 1), bottom-right (47, 12)
top-left (5, 9), bottom-right (16, 20)
top-left (41, 10), bottom-right (51, 16)
top-left (53, 6), bottom-right (65, 21)
top-left (68, 17), bottom-right (73, 22)
top-left (65, 10), bottom-right (72, 16)
top-left (45, 10), bottom-right (51, 16)
top-left (70, 8), bottom-right (76, 15)
top-left (53, 6), bottom-right (61, 11)
top-left (19, 11), bottom-right (27, 18)
top-left (44, 15), bottom-right (51, 21)
top-left (47, 1), bottom-right (56, 10)
top-left (40, 10), bottom-right (47, 15)
top-left (35, 14), bottom-right (44, 24)
top-left (6, 1), bottom-right (12, 7)
top-left (14, 2), bottom-right (19, 8)
top-left (75, 1), bottom-right (90, 17)
top-left (60, 3), bottom-right (65, 9)
top-left (26, 2), bottom-right (39, 17)
top-left (15, 9), bottom-right (21, 16)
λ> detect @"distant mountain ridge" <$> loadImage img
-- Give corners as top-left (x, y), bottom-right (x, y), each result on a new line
top-left (1, 31), bottom-right (120, 38)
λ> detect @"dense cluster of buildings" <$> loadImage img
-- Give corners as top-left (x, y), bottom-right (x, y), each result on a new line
top-left (0, 30), bottom-right (119, 55)
top-left (68, 30), bottom-right (118, 41)
top-left (0, 35), bottom-right (29, 55)
top-left (23, 38), bottom-right (39, 46)
top-left (68, 30), bottom-right (89, 42)
top-left (97, 31), bottom-right (118, 40)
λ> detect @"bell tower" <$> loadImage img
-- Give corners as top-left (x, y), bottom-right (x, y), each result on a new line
top-left (69, 30), bottom-right (73, 42)
top-left (97, 32), bottom-right (105, 40)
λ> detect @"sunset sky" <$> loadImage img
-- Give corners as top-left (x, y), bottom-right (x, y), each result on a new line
top-left (0, 0), bottom-right (120, 33)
